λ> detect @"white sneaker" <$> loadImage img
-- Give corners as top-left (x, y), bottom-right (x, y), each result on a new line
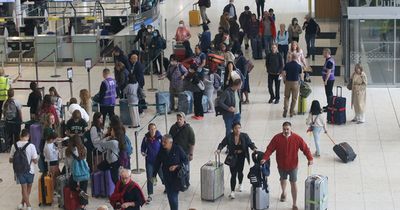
top-left (237, 184), bottom-right (243, 192)
top-left (17, 204), bottom-right (23, 210)
top-left (229, 191), bottom-right (235, 199)
top-left (26, 207), bottom-right (32, 210)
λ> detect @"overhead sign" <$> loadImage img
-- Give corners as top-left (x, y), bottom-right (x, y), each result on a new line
top-left (84, 16), bottom-right (96, 21)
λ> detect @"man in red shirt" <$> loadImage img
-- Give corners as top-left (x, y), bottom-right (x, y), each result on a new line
top-left (261, 121), bottom-right (313, 210)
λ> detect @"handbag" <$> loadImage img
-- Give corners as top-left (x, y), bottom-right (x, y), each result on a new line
top-left (306, 115), bottom-right (317, 133)
top-left (347, 79), bottom-right (353, 90)
top-left (224, 154), bottom-right (238, 167)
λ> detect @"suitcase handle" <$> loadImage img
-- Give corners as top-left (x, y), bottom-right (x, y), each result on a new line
top-left (325, 133), bottom-right (337, 145)
top-left (307, 165), bottom-right (311, 176)
top-left (192, 3), bottom-right (197, 10)
top-left (336, 86), bottom-right (343, 97)
top-left (214, 153), bottom-right (220, 167)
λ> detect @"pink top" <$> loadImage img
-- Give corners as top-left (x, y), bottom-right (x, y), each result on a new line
top-left (287, 49), bottom-right (307, 67)
top-left (175, 27), bottom-right (191, 42)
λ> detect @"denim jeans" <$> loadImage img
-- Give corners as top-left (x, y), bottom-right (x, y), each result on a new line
top-left (145, 161), bottom-right (164, 195)
top-left (166, 183), bottom-right (179, 210)
top-left (305, 34), bottom-right (316, 57)
top-left (263, 35), bottom-right (273, 54)
top-left (312, 126), bottom-right (323, 155)
top-left (223, 113), bottom-right (241, 137)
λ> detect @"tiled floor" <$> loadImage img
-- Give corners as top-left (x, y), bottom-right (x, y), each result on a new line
top-left (1, 0), bottom-right (400, 209)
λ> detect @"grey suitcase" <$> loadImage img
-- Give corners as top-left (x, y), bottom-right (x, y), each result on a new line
top-left (119, 99), bottom-right (132, 125)
top-left (250, 185), bottom-right (269, 210)
top-left (178, 91), bottom-right (193, 114)
top-left (305, 174), bottom-right (328, 210)
top-left (200, 154), bottom-right (224, 201)
top-left (202, 95), bottom-right (209, 113)
top-left (156, 91), bottom-right (171, 114)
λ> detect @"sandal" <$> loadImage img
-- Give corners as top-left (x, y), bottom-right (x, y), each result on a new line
top-left (280, 193), bottom-right (286, 202)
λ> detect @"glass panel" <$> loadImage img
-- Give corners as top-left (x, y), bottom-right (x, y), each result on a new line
top-left (357, 19), bottom-right (395, 85)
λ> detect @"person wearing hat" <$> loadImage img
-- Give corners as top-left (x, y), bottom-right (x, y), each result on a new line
top-left (168, 112), bottom-right (195, 170)
top-left (185, 63), bottom-right (205, 120)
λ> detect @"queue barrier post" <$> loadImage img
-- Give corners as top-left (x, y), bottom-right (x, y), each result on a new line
top-left (51, 50), bottom-right (60, 78)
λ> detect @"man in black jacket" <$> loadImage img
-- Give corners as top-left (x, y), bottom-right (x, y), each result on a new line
top-left (169, 112), bottom-right (195, 161)
top-left (153, 134), bottom-right (188, 210)
top-left (239, 6), bottom-right (252, 50)
top-left (266, 43), bottom-right (284, 104)
top-left (197, 0), bottom-right (211, 24)
top-left (218, 79), bottom-right (242, 138)
top-left (223, 0), bottom-right (237, 20)
top-left (129, 52), bottom-right (146, 113)
top-left (212, 27), bottom-right (225, 51)
top-left (302, 15), bottom-right (319, 60)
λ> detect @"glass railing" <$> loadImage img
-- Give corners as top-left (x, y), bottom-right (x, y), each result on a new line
top-left (349, 0), bottom-right (400, 7)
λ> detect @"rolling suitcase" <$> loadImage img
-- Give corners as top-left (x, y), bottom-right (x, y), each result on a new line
top-left (156, 91), bottom-right (171, 114)
top-left (173, 44), bottom-right (186, 61)
top-left (251, 185), bottom-right (269, 210)
top-left (298, 96), bottom-right (307, 115)
top-left (63, 186), bottom-right (80, 210)
top-left (207, 53), bottom-right (225, 73)
top-left (202, 95), bottom-right (209, 113)
top-left (38, 173), bottom-right (53, 206)
top-left (178, 91), bottom-right (193, 115)
top-left (200, 154), bottom-right (224, 201)
top-left (0, 120), bottom-right (8, 152)
top-left (305, 167), bottom-right (328, 210)
top-left (251, 36), bottom-right (263, 59)
top-left (327, 86), bottom-right (346, 125)
top-left (326, 133), bottom-right (356, 163)
top-left (29, 123), bottom-right (42, 153)
top-left (189, 4), bottom-right (201, 26)
top-left (91, 169), bottom-right (115, 197)
top-left (119, 99), bottom-right (132, 126)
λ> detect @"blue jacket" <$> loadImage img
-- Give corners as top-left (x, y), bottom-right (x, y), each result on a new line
top-left (130, 61), bottom-right (145, 88)
top-left (140, 130), bottom-right (163, 164)
top-left (200, 31), bottom-right (211, 52)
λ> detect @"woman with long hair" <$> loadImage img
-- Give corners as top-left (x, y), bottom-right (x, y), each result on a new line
top-left (306, 100), bottom-right (327, 157)
top-left (65, 135), bottom-right (89, 209)
top-left (216, 122), bottom-right (257, 199)
top-left (79, 89), bottom-right (91, 114)
top-left (287, 41), bottom-right (309, 82)
top-left (223, 61), bottom-right (242, 90)
top-left (49, 87), bottom-right (63, 119)
top-left (350, 64), bottom-right (367, 123)
top-left (39, 94), bottom-right (59, 125)
top-left (98, 126), bottom-right (123, 184)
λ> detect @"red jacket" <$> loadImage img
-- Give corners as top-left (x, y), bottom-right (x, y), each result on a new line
top-left (258, 16), bottom-right (276, 39)
top-left (262, 132), bottom-right (313, 171)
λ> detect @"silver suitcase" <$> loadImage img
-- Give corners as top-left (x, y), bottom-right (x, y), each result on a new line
top-left (250, 185), bottom-right (269, 210)
top-left (305, 174), bottom-right (328, 210)
top-left (200, 154), bottom-right (224, 201)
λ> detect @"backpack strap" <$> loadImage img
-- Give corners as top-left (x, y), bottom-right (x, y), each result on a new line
top-left (16, 142), bottom-right (30, 151)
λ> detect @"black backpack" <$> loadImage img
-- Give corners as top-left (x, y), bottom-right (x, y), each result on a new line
top-left (205, 0), bottom-right (211, 8)
top-left (13, 143), bottom-right (31, 175)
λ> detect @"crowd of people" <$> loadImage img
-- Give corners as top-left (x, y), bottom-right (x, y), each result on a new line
top-left (0, 0), bottom-right (370, 210)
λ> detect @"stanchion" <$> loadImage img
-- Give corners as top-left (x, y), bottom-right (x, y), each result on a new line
top-left (148, 61), bottom-right (158, 92)
top-left (132, 130), bottom-right (146, 174)
top-left (164, 18), bottom-right (167, 42)
top-left (87, 68), bottom-right (91, 94)
top-left (51, 50), bottom-right (60, 78)
top-left (69, 79), bottom-right (73, 98)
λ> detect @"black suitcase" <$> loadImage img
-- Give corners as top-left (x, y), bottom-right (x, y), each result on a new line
top-left (327, 86), bottom-right (346, 125)
top-left (0, 121), bottom-right (9, 153)
top-left (251, 36), bottom-right (263, 60)
top-left (327, 133), bottom-right (356, 163)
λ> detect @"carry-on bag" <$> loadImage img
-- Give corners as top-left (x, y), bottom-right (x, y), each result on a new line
top-left (156, 91), bottom-right (171, 114)
top-left (202, 95), bottom-right (209, 113)
top-left (305, 166), bottom-right (328, 210)
top-left (300, 80), bottom-right (312, 98)
top-left (173, 44), bottom-right (186, 61)
top-left (207, 53), bottom-right (225, 73)
top-left (0, 120), bottom-right (8, 152)
top-left (250, 185), bottom-right (269, 210)
top-left (119, 99), bottom-right (132, 126)
top-left (38, 172), bottom-right (53, 206)
top-left (29, 123), bottom-right (42, 153)
top-left (326, 133), bottom-right (356, 163)
top-left (327, 86), bottom-right (346, 125)
top-left (298, 96), bottom-right (307, 115)
top-left (251, 36), bottom-right (263, 59)
top-left (189, 4), bottom-right (201, 26)
top-left (200, 154), bottom-right (224, 201)
top-left (63, 186), bottom-right (80, 210)
top-left (178, 91), bottom-right (193, 115)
